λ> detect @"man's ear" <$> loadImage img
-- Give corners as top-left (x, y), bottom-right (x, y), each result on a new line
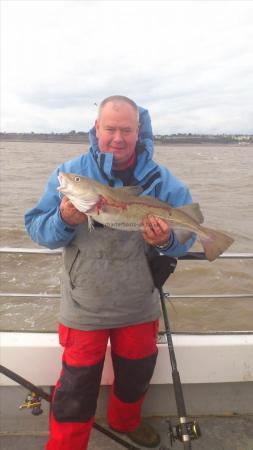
top-left (95, 119), bottom-right (99, 138)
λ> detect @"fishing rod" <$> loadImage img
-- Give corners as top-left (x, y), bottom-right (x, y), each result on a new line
top-left (159, 286), bottom-right (201, 449)
top-left (0, 364), bottom-right (140, 450)
top-left (149, 254), bottom-right (201, 449)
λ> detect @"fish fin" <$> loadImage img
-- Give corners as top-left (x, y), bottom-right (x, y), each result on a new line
top-left (115, 185), bottom-right (143, 196)
top-left (177, 203), bottom-right (204, 224)
top-left (200, 226), bottom-right (234, 261)
top-left (87, 216), bottom-right (95, 231)
top-left (174, 229), bottom-right (195, 244)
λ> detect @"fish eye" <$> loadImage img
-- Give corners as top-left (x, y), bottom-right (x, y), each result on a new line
top-left (74, 176), bottom-right (80, 182)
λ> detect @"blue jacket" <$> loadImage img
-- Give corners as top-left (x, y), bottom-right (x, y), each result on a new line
top-left (24, 107), bottom-right (195, 256)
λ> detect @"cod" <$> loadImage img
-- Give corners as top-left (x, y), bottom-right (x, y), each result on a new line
top-left (57, 172), bottom-right (234, 262)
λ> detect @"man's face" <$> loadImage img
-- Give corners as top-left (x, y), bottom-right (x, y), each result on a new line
top-left (95, 101), bottom-right (139, 170)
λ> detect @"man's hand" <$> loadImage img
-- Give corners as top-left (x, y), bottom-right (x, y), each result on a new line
top-left (143, 215), bottom-right (171, 247)
top-left (60, 196), bottom-right (88, 226)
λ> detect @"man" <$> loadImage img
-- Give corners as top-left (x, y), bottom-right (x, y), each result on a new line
top-left (25, 96), bottom-right (195, 449)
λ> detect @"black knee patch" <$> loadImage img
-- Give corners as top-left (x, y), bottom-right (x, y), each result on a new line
top-left (111, 350), bottom-right (158, 403)
top-left (53, 359), bottom-right (104, 422)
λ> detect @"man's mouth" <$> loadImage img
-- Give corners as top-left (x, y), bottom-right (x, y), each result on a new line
top-left (111, 146), bottom-right (125, 150)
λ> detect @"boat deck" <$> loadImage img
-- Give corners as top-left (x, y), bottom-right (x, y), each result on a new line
top-left (1, 249), bottom-right (253, 449)
top-left (1, 415), bottom-right (253, 450)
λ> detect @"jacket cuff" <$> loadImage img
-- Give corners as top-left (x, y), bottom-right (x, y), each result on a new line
top-left (54, 208), bottom-right (77, 234)
top-left (155, 231), bottom-right (175, 252)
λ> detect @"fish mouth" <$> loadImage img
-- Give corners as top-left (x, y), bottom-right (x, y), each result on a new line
top-left (57, 172), bottom-right (67, 192)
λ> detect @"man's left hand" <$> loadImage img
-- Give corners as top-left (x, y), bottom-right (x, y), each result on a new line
top-left (142, 215), bottom-right (171, 246)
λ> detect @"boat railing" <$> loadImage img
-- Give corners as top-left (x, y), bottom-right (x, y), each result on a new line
top-left (0, 247), bottom-right (252, 301)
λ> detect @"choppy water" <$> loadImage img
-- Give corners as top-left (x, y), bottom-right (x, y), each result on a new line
top-left (0, 141), bottom-right (252, 332)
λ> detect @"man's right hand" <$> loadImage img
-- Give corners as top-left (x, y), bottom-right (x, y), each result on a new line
top-left (60, 196), bottom-right (88, 226)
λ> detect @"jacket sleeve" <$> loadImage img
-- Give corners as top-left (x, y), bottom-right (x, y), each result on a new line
top-left (24, 167), bottom-right (77, 249)
top-left (155, 166), bottom-right (196, 257)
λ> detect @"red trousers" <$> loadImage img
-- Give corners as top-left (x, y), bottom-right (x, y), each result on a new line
top-left (46, 320), bottom-right (159, 450)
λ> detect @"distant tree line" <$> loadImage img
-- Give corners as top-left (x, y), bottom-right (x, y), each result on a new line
top-left (154, 133), bottom-right (253, 144)
top-left (0, 131), bottom-right (252, 144)
top-left (0, 131), bottom-right (89, 143)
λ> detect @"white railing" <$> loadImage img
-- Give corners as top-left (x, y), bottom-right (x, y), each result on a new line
top-left (1, 247), bottom-right (253, 258)
top-left (1, 248), bottom-right (252, 301)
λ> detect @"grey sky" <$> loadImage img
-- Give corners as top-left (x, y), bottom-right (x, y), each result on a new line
top-left (1, 0), bottom-right (253, 134)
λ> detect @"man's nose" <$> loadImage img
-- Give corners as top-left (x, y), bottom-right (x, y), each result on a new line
top-left (113, 130), bottom-right (124, 142)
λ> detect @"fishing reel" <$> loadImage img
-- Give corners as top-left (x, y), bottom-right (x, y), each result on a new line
top-left (19, 391), bottom-right (43, 416)
top-left (167, 419), bottom-right (201, 446)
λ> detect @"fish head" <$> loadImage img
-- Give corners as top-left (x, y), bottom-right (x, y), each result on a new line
top-left (57, 172), bottom-right (100, 213)
top-left (57, 172), bottom-right (92, 195)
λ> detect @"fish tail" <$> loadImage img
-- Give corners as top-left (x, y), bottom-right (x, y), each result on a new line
top-left (199, 226), bottom-right (234, 261)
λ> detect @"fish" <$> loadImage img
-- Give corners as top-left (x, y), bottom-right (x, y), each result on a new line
top-left (57, 172), bottom-right (234, 261)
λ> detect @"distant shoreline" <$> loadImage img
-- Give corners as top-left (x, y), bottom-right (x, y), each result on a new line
top-left (0, 139), bottom-right (89, 144)
top-left (1, 132), bottom-right (252, 145)
top-left (1, 140), bottom-right (251, 147)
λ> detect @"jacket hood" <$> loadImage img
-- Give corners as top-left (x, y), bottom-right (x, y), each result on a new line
top-left (88, 106), bottom-right (155, 180)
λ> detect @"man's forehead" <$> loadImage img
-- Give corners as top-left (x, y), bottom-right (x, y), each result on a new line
top-left (101, 119), bottom-right (137, 130)
top-left (108, 101), bottom-right (123, 112)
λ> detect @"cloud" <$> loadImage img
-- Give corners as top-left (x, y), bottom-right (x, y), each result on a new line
top-left (1, 0), bottom-right (253, 133)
